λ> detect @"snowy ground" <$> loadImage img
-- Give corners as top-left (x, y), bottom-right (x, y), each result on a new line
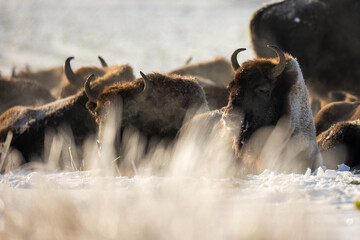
top-left (1, 166), bottom-right (360, 239)
top-left (1, 0), bottom-right (360, 239)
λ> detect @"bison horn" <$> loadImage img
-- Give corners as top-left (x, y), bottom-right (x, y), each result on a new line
top-left (98, 56), bottom-right (108, 67)
top-left (64, 57), bottom-right (80, 85)
top-left (84, 74), bottom-right (98, 103)
top-left (139, 71), bottom-right (151, 96)
top-left (231, 48), bottom-right (246, 71)
top-left (267, 45), bottom-right (286, 78)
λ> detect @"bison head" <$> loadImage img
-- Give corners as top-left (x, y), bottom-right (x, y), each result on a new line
top-left (85, 72), bottom-right (151, 131)
top-left (61, 56), bottom-right (108, 98)
top-left (222, 46), bottom-right (296, 152)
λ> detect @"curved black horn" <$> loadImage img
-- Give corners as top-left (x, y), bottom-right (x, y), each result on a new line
top-left (139, 71), bottom-right (151, 95)
top-left (64, 57), bottom-right (79, 85)
top-left (98, 56), bottom-right (108, 67)
top-left (231, 48), bottom-right (246, 71)
top-left (84, 74), bottom-right (98, 103)
top-left (267, 45), bottom-right (286, 78)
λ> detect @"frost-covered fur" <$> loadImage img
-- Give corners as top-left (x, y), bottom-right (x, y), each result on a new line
top-left (285, 58), bottom-right (322, 170)
top-left (223, 52), bottom-right (322, 173)
top-left (86, 72), bottom-right (209, 159)
top-left (0, 90), bottom-right (96, 164)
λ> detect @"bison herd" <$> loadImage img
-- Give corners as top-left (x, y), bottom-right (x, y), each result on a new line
top-left (0, 0), bottom-right (359, 174)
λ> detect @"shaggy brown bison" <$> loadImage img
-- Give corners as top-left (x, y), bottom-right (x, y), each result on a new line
top-left (169, 57), bottom-right (234, 87)
top-left (85, 72), bottom-right (209, 159)
top-left (221, 46), bottom-right (322, 173)
top-left (317, 120), bottom-right (360, 169)
top-left (12, 65), bottom-right (63, 93)
top-left (250, 0), bottom-right (360, 110)
top-left (0, 89), bottom-right (97, 168)
top-left (169, 58), bottom-right (233, 110)
top-left (0, 78), bottom-right (55, 115)
top-left (314, 100), bottom-right (360, 169)
top-left (314, 101), bottom-right (360, 135)
top-left (61, 56), bottom-right (134, 98)
top-left (190, 76), bottom-right (229, 110)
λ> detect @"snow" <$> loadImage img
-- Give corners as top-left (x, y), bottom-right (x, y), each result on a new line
top-left (1, 168), bottom-right (360, 239)
top-left (1, 0), bottom-right (360, 239)
top-left (338, 163), bottom-right (351, 172)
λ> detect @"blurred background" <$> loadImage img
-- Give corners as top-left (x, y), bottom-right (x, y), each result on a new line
top-left (0, 0), bottom-right (268, 77)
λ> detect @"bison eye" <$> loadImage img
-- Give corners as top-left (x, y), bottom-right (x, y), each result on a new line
top-left (255, 85), bottom-right (271, 97)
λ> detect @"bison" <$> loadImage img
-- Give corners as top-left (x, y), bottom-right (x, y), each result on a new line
top-left (250, 0), bottom-right (360, 112)
top-left (61, 56), bottom-right (134, 98)
top-left (221, 46), bottom-right (322, 173)
top-left (317, 119), bottom-right (360, 169)
top-left (314, 100), bottom-right (360, 169)
top-left (314, 101), bottom-right (360, 135)
top-left (0, 89), bottom-right (97, 169)
top-left (85, 72), bottom-right (209, 161)
top-left (169, 57), bottom-right (234, 87)
top-left (12, 65), bottom-right (63, 93)
top-left (169, 58), bottom-right (233, 110)
top-left (0, 77), bottom-right (55, 115)
top-left (0, 60), bottom-right (132, 169)
top-left (189, 76), bottom-right (229, 110)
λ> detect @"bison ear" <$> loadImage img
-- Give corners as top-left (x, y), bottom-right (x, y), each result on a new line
top-left (86, 101), bottom-right (98, 117)
top-left (85, 74), bottom-right (98, 116)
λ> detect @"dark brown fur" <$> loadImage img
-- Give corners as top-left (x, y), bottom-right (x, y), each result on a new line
top-left (61, 64), bottom-right (135, 98)
top-left (188, 76), bottom-right (228, 110)
top-left (89, 64), bottom-right (135, 96)
top-left (314, 101), bottom-right (360, 135)
top-left (222, 52), bottom-right (320, 173)
top-left (0, 78), bottom-right (55, 115)
top-left (202, 84), bottom-right (229, 110)
top-left (60, 66), bottom-right (107, 98)
top-left (314, 100), bottom-right (360, 168)
top-left (317, 120), bottom-right (360, 169)
top-left (87, 72), bottom-right (208, 156)
top-left (14, 65), bottom-right (63, 92)
top-left (169, 57), bottom-right (234, 87)
top-left (224, 56), bottom-right (296, 148)
top-left (0, 90), bottom-right (96, 164)
top-left (250, 0), bottom-right (360, 112)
